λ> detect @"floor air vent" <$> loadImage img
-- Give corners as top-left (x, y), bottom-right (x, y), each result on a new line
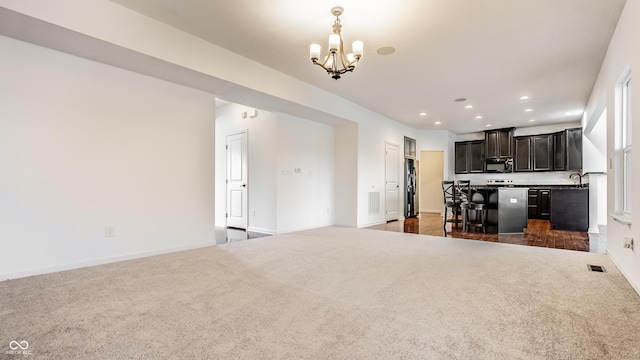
top-left (587, 264), bottom-right (606, 273)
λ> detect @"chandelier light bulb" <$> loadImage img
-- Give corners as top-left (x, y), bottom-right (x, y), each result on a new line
top-left (329, 34), bottom-right (341, 52)
top-left (352, 40), bottom-right (364, 58)
top-left (310, 44), bottom-right (321, 61)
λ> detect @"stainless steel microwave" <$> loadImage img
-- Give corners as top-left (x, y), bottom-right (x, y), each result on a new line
top-left (486, 159), bottom-right (513, 173)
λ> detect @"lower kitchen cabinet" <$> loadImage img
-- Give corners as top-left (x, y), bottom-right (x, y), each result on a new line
top-left (528, 188), bottom-right (550, 219)
top-left (550, 188), bottom-right (588, 231)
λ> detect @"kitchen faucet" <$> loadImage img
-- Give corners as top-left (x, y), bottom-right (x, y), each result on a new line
top-left (569, 172), bottom-right (583, 187)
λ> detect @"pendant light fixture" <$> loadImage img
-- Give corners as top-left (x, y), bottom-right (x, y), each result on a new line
top-left (309, 6), bottom-right (363, 80)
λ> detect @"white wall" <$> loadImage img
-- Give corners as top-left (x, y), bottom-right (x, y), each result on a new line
top-left (215, 103), bottom-right (278, 234)
top-left (417, 130), bottom-right (456, 180)
top-left (276, 113), bottom-right (335, 233)
top-left (215, 106), bottom-right (337, 234)
top-left (583, 0), bottom-right (640, 293)
top-left (0, 36), bottom-right (217, 279)
top-left (583, 109), bottom-right (608, 232)
top-left (357, 117), bottom-right (417, 227)
top-left (334, 123), bottom-right (358, 227)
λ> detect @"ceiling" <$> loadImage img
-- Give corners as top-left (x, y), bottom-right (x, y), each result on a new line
top-left (109, 0), bottom-right (626, 134)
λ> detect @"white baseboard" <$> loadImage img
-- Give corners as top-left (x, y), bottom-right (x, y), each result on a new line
top-left (247, 227), bottom-right (276, 235)
top-left (357, 220), bottom-right (387, 228)
top-left (0, 241), bottom-right (216, 282)
top-left (607, 251), bottom-right (640, 297)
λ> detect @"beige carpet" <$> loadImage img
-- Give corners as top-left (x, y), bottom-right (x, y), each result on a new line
top-left (1, 227), bottom-right (639, 359)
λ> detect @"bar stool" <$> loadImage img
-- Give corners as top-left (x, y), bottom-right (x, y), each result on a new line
top-left (461, 202), bottom-right (486, 233)
top-left (442, 180), bottom-right (462, 231)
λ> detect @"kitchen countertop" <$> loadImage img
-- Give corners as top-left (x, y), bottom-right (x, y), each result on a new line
top-left (471, 184), bottom-right (588, 190)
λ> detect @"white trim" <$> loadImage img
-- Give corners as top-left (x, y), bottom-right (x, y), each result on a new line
top-left (357, 220), bottom-right (387, 228)
top-left (276, 223), bottom-right (335, 235)
top-left (247, 226), bottom-right (276, 235)
top-left (0, 241), bottom-right (216, 282)
top-left (611, 213), bottom-right (632, 226)
top-left (607, 252), bottom-right (640, 297)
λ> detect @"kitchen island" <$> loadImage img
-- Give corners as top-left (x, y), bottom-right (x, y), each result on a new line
top-left (468, 184), bottom-right (588, 234)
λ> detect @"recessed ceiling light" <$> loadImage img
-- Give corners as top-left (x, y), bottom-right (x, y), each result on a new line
top-left (475, 115), bottom-right (483, 119)
top-left (434, 121), bottom-right (442, 125)
top-left (528, 119), bottom-right (536, 122)
top-left (525, 109), bottom-right (533, 112)
top-left (465, 105), bottom-right (473, 109)
top-left (454, 98), bottom-right (467, 102)
top-left (565, 110), bottom-right (584, 116)
top-left (419, 112), bottom-right (427, 116)
top-left (485, 124), bottom-right (492, 127)
top-left (376, 46), bottom-right (396, 56)
top-left (520, 96), bottom-right (530, 100)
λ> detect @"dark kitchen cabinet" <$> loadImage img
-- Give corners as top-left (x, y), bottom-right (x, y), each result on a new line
top-left (553, 131), bottom-right (566, 171)
top-left (566, 128), bottom-right (583, 171)
top-left (532, 134), bottom-right (553, 171)
top-left (538, 189), bottom-right (550, 219)
top-left (404, 136), bottom-right (416, 159)
top-left (528, 189), bottom-right (538, 218)
top-left (553, 128), bottom-right (582, 171)
top-left (485, 128), bottom-right (514, 159)
top-left (455, 140), bottom-right (485, 174)
top-left (515, 135), bottom-right (553, 172)
top-left (514, 137), bottom-right (532, 172)
top-left (550, 188), bottom-right (588, 231)
top-left (527, 188), bottom-right (550, 219)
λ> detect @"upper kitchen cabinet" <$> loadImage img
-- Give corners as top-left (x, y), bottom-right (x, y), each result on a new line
top-left (553, 131), bottom-right (566, 170)
top-left (532, 134), bottom-right (553, 171)
top-left (553, 128), bottom-right (583, 171)
top-left (455, 140), bottom-right (485, 174)
top-left (514, 137), bottom-right (532, 171)
top-left (485, 128), bottom-right (514, 159)
top-left (514, 134), bottom-right (553, 172)
top-left (404, 136), bottom-right (416, 159)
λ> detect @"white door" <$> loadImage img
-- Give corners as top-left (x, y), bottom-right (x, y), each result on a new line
top-left (385, 142), bottom-right (400, 221)
top-left (226, 131), bottom-right (248, 229)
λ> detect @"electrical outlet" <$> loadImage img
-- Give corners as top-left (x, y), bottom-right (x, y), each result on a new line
top-left (624, 237), bottom-right (634, 250)
top-left (105, 226), bottom-right (115, 238)
top-left (251, 209), bottom-right (256, 216)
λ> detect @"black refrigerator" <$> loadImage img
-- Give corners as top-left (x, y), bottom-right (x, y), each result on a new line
top-left (404, 158), bottom-right (419, 218)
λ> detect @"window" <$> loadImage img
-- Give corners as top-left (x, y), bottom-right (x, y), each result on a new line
top-left (622, 73), bottom-right (632, 213)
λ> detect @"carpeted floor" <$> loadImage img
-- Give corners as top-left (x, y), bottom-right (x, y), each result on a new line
top-left (1, 227), bottom-right (639, 359)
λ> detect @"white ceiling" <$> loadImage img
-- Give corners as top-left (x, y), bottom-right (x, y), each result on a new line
top-left (109, 0), bottom-right (626, 134)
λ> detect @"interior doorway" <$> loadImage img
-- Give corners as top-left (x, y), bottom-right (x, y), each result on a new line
top-left (226, 130), bottom-right (248, 229)
top-left (420, 151), bottom-right (444, 214)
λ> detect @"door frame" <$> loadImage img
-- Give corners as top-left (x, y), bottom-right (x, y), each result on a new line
top-left (226, 130), bottom-right (248, 229)
top-left (385, 141), bottom-right (400, 221)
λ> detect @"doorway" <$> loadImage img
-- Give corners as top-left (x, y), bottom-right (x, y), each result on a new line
top-left (226, 130), bottom-right (248, 229)
top-left (420, 151), bottom-right (444, 214)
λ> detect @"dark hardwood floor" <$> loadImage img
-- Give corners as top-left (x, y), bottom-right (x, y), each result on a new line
top-left (366, 212), bottom-right (594, 252)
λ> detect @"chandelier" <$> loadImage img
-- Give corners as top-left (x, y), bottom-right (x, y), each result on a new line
top-left (309, 6), bottom-right (363, 80)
